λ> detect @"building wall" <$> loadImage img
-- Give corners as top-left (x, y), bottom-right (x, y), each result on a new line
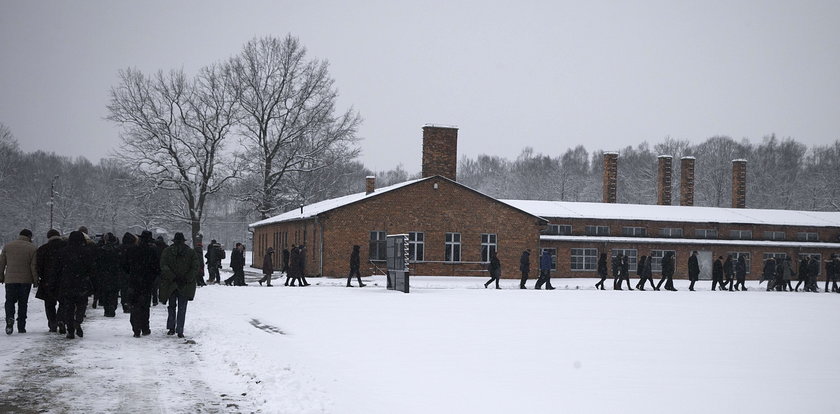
top-left (251, 218), bottom-right (320, 276)
top-left (252, 178), bottom-right (544, 278)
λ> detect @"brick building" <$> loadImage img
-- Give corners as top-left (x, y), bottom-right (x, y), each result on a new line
top-left (250, 125), bottom-right (840, 279)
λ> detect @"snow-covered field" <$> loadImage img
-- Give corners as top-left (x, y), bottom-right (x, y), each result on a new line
top-left (2, 253), bottom-right (839, 413)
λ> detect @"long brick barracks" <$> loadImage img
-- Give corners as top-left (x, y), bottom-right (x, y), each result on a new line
top-left (249, 125), bottom-right (840, 280)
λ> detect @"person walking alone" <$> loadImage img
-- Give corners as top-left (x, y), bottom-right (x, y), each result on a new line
top-left (595, 253), bottom-right (608, 290)
top-left (484, 250), bottom-right (502, 289)
top-left (159, 232), bottom-right (200, 338)
top-left (535, 250), bottom-right (555, 290)
top-left (519, 249), bottom-right (531, 289)
top-left (346, 245), bottom-right (365, 287)
top-left (259, 247), bottom-right (274, 286)
top-left (1, 229), bottom-right (38, 335)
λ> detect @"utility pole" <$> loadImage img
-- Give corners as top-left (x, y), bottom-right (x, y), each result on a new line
top-left (49, 175), bottom-right (58, 230)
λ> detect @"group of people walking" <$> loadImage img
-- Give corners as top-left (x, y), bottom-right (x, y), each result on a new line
top-left (255, 244), bottom-right (310, 287)
top-left (760, 254), bottom-right (839, 293)
top-left (1, 227), bottom-right (203, 339)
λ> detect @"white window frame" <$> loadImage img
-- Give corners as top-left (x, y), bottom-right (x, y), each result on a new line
top-left (650, 250), bottom-right (676, 273)
top-left (369, 231), bottom-right (387, 261)
top-left (445, 232), bottom-right (461, 263)
top-left (480, 233), bottom-right (497, 263)
top-left (570, 248), bottom-right (597, 271)
top-left (729, 230), bottom-right (753, 240)
top-left (585, 225), bottom-right (610, 236)
top-left (763, 231), bottom-right (785, 241)
top-left (695, 229), bottom-right (718, 238)
top-left (796, 232), bottom-right (819, 242)
top-left (610, 248), bottom-right (638, 272)
top-left (408, 232), bottom-right (424, 262)
top-left (622, 227), bottom-right (647, 237)
top-left (659, 228), bottom-right (683, 238)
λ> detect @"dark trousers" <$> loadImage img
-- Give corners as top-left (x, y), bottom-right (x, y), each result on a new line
top-left (735, 278), bottom-right (746, 290)
top-left (347, 268), bottom-right (363, 286)
top-left (151, 276), bottom-right (160, 304)
top-left (484, 272), bottom-right (500, 288)
top-left (595, 274), bottom-right (607, 289)
top-left (712, 279), bottom-right (724, 290)
top-left (100, 288), bottom-right (119, 316)
top-left (5, 283), bottom-right (31, 328)
top-left (825, 278), bottom-right (838, 292)
top-left (725, 275), bottom-right (734, 290)
top-left (166, 292), bottom-right (189, 335)
top-left (535, 270), bottom-right (553, 289)
top-left (62, 295), bottom-right (88, 332)
top-left (637, 275), bottom-right (654, 289)
top-left (520, 270), bottom-right (529, 288)
top-left (656, 275), bottom-right (674, 290)
top-left (208, 266), bottom-right (220, 283)
top-left (259, 272), bottom-right (273, 286)
top-left (130, 291), bottom-right (151, 334)
top-left (689, 280), bottom-right (697, 290)
top-left (43, 297), bottom-right (61, 330)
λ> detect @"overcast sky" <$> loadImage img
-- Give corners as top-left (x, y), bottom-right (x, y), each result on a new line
top-left (1, 0), bottom-right (838, 173)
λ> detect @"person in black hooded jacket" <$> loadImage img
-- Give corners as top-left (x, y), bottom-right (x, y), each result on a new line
top-left (117, 232), bottom-right (136, 313)
top-left (346, 245), bottom-right (365, 287)
top-left (96, 233), bottom-right (121, 317)
top-left (519, 250), bottom-right (530, 289)
top-left (595, 253), bottom-right (608, 290)
top-left (55, 231), bottom-right (95, 339)
top-left (35, 229), bottom-right (67, 333)
top-left (123, 230), bottom-right (160, 337)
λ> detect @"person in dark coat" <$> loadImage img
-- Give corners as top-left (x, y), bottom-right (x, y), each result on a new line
top-left (636, 255), bottom-right (654, 291)
top-left (777, 257), bottom-right (795, 291)
top-left (807, 255), bottom-right (820, 292)
top-left (734, 255), bottom-right (747, 291)
top-left (795, 256), bottom-right (810, 292)
top-left (712, 256), bottom-right (725, 291)
top-left (259, 247), bottom-right (275, 286)
top-left (687, 251), bottom-right (700, 291)
top-left (620, 255), bottom-right (633, 291)
top-left (55, 231), bottom-right (95, 339)
top-left (723, 255), bottom-right (734, 291)
top-left (123, 230), bottom-right (160, 337)
top-left (656, 251), bottom-right (676, 291)
top-left (204, 240), bottom-right (224, 284)
top-left (151, 236), bottom-right (168, 305)
top-left (282, 246), bottom-right (290, 275)
top-left (193, 240), bottom-right (206, 287)
top-left (595, 253), bottom-right (608, 290)
top-left (297, 244), bottom-right (309, 286)
top-left (225, 243), bottom-right (246, 286)
top-left (612, 253), bottom-right (623, 290)
top-left (117, 232), bottom-right (136, 313)
top-left (763, 257), bottom-right (777, 291)
top-left (484, 250), bottom-right (501, 289)
top-left (519, 250), bottom-right (531, 289)
top-left (826, 255), bottom-right (839, 293)
top-left (346, 245), bottom-right (365, 287)
top-left (286, 245), bottom-right (300, 286)
top-left (159, 232), bottom-right (200, 338)
top-left (35, 229), bottom-right (67, 333)
top-left (95, 233), bottom-right (121, 317)
top-left (535, 250), bottom-right (555, 290)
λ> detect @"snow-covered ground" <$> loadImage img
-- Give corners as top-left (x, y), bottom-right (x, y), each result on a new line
top-left (1, 252), bottom-right (839, 413)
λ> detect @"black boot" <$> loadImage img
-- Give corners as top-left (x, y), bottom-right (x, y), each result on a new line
top-left (66, 322), bottom-right (75, 339)
top-left (58, 321), bottom-right (66, 334)
top-left (76, 326), bottom-right (83, 338)
top-left (5, 318), bottom-right (13, 335)
top-left (17, 320), bottom-right (25, 333)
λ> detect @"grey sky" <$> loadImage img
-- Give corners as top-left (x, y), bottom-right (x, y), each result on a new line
top-left (1, 0), bottom-right (838, 174)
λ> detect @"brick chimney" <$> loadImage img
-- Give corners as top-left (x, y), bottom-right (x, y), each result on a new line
top-left (732, 159), bottom-right (747, 208)
top-left (602, 152), bottom-right (618, 203)
top-left (657, 155), bottom-right (673, 206)
top-left (365, 176), bottom-right (376, 195)
top-left (422, 125), bottom-right (458, 181)
top-left (680, 156), bottom-right (695, 206)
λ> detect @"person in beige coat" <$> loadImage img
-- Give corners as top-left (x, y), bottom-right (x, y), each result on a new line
top-left (1, 229), bottom-right (39, 334)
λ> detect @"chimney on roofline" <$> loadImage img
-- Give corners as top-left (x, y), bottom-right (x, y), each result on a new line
top-left (422, 125), bottom-right (458, 181)
top-left (680, 156), bottom-right (695, 206)
top-left (365, 176), bottom-right (376, 195)
top-left (732, 159), bottom-right (747, 208)
top-left (602, 151), bottom-right (618, 203)
top-left (657, 155), bottom-right (673, 206)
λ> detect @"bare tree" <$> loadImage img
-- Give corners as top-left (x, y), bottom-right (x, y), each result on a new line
top-left (231, 35), bottom-right (362, 219)
top-left (107, 66), bottom-right (239, 244)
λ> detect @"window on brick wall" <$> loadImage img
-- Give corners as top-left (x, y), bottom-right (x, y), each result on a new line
top-left (445, 232), bottom-right (461, 262)
top-left (763, 252), bottom-right (787, 262)
top-left (543, 224), bottom-right (572, 235)
top-left (796, 232), bottom-right (819, 241)
top-left (408, 232), bottom-right (424, 262)
top-left (650, 250), bottom-right (676, 273)
top-left (763, 231), bottom-right (785, 241)
top-left (585, 225), bottom-right (610, 236)
top-left (480, 233), bottom-right (497, 262)
top-left (570, 248), bottom-right (597, 271)
top-left (659, 228), bottom-right (683, 237)
top-left (541, 248), bottom-right (558, 270)
top-left (695, 229), bottom-right (718, 238)
top-left (611, 249), bottom-right (638, 272)
top-left (729, 230), bottom-right (752, 240)
top-left (622, 227), bottom-right (647, 237)
top-left (369, 231), bottom-right (387, 261)
top-left (728, 252), bottom-right (751, 274)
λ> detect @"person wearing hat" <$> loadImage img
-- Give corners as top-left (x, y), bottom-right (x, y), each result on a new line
top-left (123, 230), bottom-right (161, 337)
top-left (159, 232), bottom-right (200, 338)
top-left (259, 247), bottom-right (275, 286)
top-left (1, 229), bottom-right (38, 335)
top-left (204, 239), bottom-right (225, 284)
top-left (35, 229), bottom-right (67, 332)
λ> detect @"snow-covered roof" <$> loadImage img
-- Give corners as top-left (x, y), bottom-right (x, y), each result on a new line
top-left (541, 235), bottom-right (840, 249)
top-left (249, 178), bottom-right (428, 228)
top-left (501, 200), bottom-right (840, 228)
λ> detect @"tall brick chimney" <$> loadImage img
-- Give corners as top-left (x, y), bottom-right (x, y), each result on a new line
top-left (602, 152), bottom-right (618, 203)
top-left (422, 125), bottom-right (458, 181)
top-left (732, 159), bottom-right (747, 208)
top-left (657, 155), bottom-right (673, 206)
top-left (365, 176), bottom-right (376, 195)
top-left (680, 156), bottom-right (695, 206)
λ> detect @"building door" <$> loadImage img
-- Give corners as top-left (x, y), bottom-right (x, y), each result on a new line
top-left (697, 250), bottom-right (713, 280)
